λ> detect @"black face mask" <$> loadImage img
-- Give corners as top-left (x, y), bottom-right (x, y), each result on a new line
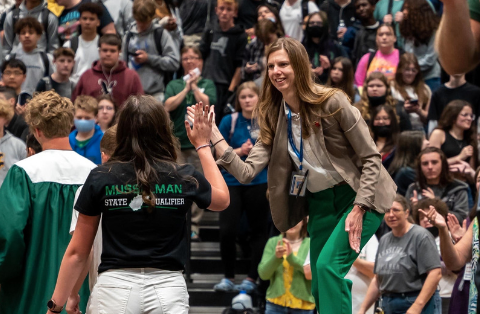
top-left (373, 125), bottom-right (392, 138)
top-left (306, 25), bottom-right (327, 40)
top-left (368, 95), bottom-right (387, 107)
top-left (426, 226), bottom-right (439, 238)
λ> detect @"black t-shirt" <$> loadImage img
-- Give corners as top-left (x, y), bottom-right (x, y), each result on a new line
top-left (75, 162), bottom-right (212, 273)
top-left (236, 0), bottom-right (266, 30)
top-left (428, 82), bottom-right (480, 121)
top-left (58, 0), bottom-right (114, 44)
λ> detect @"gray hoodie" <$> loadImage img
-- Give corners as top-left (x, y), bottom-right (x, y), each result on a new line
top-left (123, 22), bottom-right (180, 95)
top-left (98, 0), bottom-right (133, 37)
top-left (3, 2), bottom-right (59, 56)
top-left (0, 131), bottom-right (26, 188)
top-left (14, 47), bottom-right (54, 96)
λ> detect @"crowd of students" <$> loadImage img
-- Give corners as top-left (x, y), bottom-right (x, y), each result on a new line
top-left (1, 0), bottom-right (480, 313)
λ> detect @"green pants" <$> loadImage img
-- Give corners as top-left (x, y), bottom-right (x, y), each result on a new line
top-left (307, 184), bottom-right (384, 314)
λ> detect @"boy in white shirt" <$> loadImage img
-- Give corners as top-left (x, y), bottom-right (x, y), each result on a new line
top-left (63, 2), bottom-right (101, 82)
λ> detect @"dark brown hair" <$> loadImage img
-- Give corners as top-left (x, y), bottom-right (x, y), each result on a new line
top-left (416, 147), bottom-right (453, 190)
top-left (399, 0), bottom-right (439, 46)
top-left (255, 18), bottom-right (281, 45)
top-left (15, 16), bottom-right (43, 35)
top-left (282, 217), bottom-right (309, 239)
top-left (326, 57), bottom-right (355, 101)
top-left (256, 3), bottom-right (285, 37)
top-left (53, 47), bottom-right (75, 60)
top-left (369, 105), bottom-right (399, 154)
top-left (388, 131), bottom-right (424, 175)
top-left (412, 198), bottom-right (448, 224)
top-left (437, 100), bottom-right (478, 169)
top-left (97, 94), bottom-right (117, 128)
top-left (78, 2), bottom-right (104, 18)
top-left (392, 53), bottom-right (429, 108)
top-left (109, 95), bottom-right (180, 211)
top-left (98, 33), bottom-right (122, 50)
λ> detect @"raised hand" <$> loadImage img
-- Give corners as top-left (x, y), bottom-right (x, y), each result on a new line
top-left (185, 102), bottom-right (214, 148)
top-left (447, 213), bottom-right (467, 243)
top-left (419, 206), bottom-right (447, 229)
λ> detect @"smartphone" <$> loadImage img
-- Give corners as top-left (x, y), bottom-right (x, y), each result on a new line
top-left (409, 99), bottom-right (419, 106)
top-left (18, 92), bottom-right (31, 106)
top-left (131, 51), bottom-right (140, 57)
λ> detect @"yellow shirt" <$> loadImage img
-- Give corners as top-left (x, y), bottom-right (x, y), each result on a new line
top-left (267, 252), bottom-right (316, 310)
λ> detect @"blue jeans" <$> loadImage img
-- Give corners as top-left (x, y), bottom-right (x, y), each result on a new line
top-left (265, 301), bottom-right (315, 314)
top-left (382, 292), bottom-right (435, 314)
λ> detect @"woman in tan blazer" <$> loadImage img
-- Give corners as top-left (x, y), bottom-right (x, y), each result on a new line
top-left (189, 37), bottom-right (396, 314)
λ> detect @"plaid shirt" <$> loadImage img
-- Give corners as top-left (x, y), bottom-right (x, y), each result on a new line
top-left (242, 37), bottom-right (265, 81)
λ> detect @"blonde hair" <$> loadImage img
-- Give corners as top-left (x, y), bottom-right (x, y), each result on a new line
top-left (75, 95), bottom-right (99, 116)
top-left (256, 37), bottom-right (338, 145)
top-left (0, 98), bottom-right (14, 121)
top-left (235, 81), bottom-right (259, 112)
top-left (25, 91), bottom-right (74, 138)
top-left (354, 72), bottom-right (397, 121)
top-left (134, 0), bottom-right (157, 22)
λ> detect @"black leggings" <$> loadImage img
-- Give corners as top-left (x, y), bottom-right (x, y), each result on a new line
top-left (219, 184), bottom-right (269, 280)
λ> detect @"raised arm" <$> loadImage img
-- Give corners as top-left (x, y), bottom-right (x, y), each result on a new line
top-left (436, 0), bottom-right (480, 74)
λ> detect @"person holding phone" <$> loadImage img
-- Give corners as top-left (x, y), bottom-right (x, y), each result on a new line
top-left (391, 53), bottom-right (432, 131)
top-left (189, 37), bottom-right (397, 314)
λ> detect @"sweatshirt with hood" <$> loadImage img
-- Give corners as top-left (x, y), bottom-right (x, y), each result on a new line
top-left (0, 130), bottom-right (26, 188)
top-left (320, 0), bottom-right (357, 40)
top-left (14, 47), bottom-right (54, 97)
top-left (3, 2), bottom-right (59, 56)
top-left (199, 23), bottom-right (248, 86)
top-left (69, 124), bottom-right (103, 165)
top-left (405, 179), bottom-right (470, 223)
top-left (123, 22), bottom-right (180, 95)
top-left (72, 60), bottom-right (144, 108)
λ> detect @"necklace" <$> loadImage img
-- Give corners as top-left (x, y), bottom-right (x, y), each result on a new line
top-left (286, 238), bottom-right (303, 244)
top-left (449, 131), bottom-right (465, 150)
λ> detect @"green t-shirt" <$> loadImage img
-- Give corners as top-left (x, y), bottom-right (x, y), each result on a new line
top-left (165, 78), bottom-right (217, 149)
top-left (469, 0), bottom-right (480, 22)
top-left (76, 137), bottom-right (92, 148)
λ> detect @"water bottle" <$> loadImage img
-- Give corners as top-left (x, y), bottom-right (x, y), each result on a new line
top-left (232, 290), bottom-right (252, 310)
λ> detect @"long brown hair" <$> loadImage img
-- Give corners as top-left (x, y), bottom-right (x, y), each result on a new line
top-left (437, 100), bottom-right (478, 168)
top-left (235, 81), bottom-right (260, 112)
top-left (392, 53), bottom-right (429, 108)
top-left (109, 95), bottom-right (180, 211)
top-left (326, 57), bottom-right (355, 101)
top-left (388, 130), bottom-right (425, 175)
top-left (416, 147), bottom-right (453, 190)
top-left (399, 0), bottom-right (439, 46)
top-left (355, 72), bottom-right (397, 122)
top-left (256, 38), bottom-right (338, 146)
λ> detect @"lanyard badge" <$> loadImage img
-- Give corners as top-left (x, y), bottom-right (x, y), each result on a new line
top-left (287, 105), bottom-right (308, 197)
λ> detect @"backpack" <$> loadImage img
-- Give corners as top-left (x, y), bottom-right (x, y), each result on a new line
top-left (229, 112), bottom-right (239, 140)
top-left (9, 51), bottom-right (50, 78)
top-left (41, 76), bottom-right (75, 98)
top-left (70, 36), bottom-right (80, 54)
top-left (125, 26), bottom-right (164, 60)
top-left (12, 5), bottom-right (50, 47)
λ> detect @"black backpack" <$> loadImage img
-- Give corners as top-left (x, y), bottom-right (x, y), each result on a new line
top-left (9, 51), bottom-right (50, 78)
top-left (124, 26), bottom-right (164, 60)
top-left (11, 5), bottom-right (50, 47)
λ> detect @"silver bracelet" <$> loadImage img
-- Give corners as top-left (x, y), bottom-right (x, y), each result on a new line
top-left (195, 144), bottom-right (211, 151)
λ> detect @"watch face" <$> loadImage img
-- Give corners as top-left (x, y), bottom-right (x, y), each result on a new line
top-left (47, 300), bottom-right (54, 309)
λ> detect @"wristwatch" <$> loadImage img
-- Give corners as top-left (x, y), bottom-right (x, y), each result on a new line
top-left (47, 299), bottom-right (63, 313)
top-left (354, 203), bottom-right (370, 212)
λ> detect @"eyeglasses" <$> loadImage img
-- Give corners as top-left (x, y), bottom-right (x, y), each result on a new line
top-left (3, 71), bottom-right (24, 76)
top-left (374, 117), bottom-right (391, 122)
top-left (308, 21), bottom-right (323, 27)
top-left (459, 113), bottom-right (476, 119)
top-left (183, 57), bottom-right (200, 62)
top-left (403, 68), bottom-right (418, 74)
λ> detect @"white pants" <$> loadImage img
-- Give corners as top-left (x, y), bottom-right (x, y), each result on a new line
top-left (87, 268), bottom-right (189, 314)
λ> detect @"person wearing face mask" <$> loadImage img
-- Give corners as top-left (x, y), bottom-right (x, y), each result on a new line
top-left (69, 95), bottom-right (104, 165)
top-left (369, 105), bottom-right (399, 170)
top-left (413, 198), bottom-right (456, 314)
top-left (355, 71), bottom-right (411, 132)
top-left (302, 11), bottom-right (345, 84)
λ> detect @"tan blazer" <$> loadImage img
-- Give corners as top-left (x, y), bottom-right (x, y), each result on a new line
top-left (216, 90), bottom-right (397, 232)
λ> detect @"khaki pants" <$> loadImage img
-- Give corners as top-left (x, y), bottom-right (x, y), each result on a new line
top-left (178, 148), bottom-right (204, 235)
